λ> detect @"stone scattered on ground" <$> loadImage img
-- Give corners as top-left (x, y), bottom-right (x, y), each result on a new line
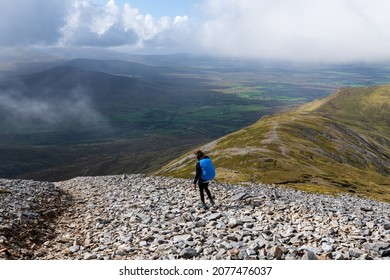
top-left (1, 174), bottom-right (389, 260)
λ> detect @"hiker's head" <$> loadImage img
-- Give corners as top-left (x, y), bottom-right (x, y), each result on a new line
top-left (194, 150), bottom-right (205, 160)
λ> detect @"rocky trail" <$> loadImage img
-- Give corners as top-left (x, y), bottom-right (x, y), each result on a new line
top-left (1, 174), bottom-right (389, 260)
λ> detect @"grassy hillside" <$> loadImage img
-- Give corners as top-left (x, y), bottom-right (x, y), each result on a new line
top-left (155, 85), bottom-right (390, 202)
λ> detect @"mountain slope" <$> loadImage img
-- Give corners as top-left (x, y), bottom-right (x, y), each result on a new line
top-left (156, 85), bottom-right (390, 202)
top-left (65, 58), bottom-right (173, 77)
top-left (0, 60), bottom-right (274, 180)
top-left (2, 175), bottom-right (390, 260)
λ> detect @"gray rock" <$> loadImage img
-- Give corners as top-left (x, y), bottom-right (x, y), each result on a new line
top-left (363, 242), bottom-right (386, 253)
top-left (333, 252), bottom-right (346, 260)
top-left (349, 249), bottom-right (362, 258)
top-left (302, 250), bottom-right (318, 260)
top-left (269, 245), bottom-right (284, 260)
top-left (289, 234), bottom-right (302, 245)
top-left (220, 241), bottom-right (233, 250)
top-left (381, 249), bottom-right (390, 257)
top-left (208, 213), bottom-right (223, 221)
top-left (84, 253), bottom-right (97, 260)
top-left (238, 249), bottom-right (249, 260)
top-left (216, 248), bottom-right (227, 258)
top-left (322, 243), bottom-right (333, 252)
top-left (246, 249), bottom-right (257, 256)
top-left (0, 235), bottom-right (7, 244)
top-left (360, 207), bottom-right (373, 212)
top-left (244, 223), bottom-right (254, 229)
top-left (299, 246), bottom-right (321, 255)
top-left (69, 245), bottom-right (80, 253)
top-left (228, 218), bottom-right (243, 228)
top-left (230, 193), bottom-right (248, 202)
top-left (180, 248), bottom-right (198, 259)
top-left (3, 174), bottom-right (390, 260)
top-left (173, 234), bottom-right (192, 243)
top-left (116, 244), bottom-right (133, 255)
top-left (366, 222), bottom-right (375, 229)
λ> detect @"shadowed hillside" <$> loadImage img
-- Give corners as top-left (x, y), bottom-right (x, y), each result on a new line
top-left (156, 85), bottom-right (390, 202)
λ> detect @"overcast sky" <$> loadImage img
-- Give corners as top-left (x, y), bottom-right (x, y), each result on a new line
top-left (1, 0), bottom-right (390, 62)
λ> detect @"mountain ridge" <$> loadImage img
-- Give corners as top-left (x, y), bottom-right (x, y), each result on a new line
top-left (156, 85), bottom-right (390, 202)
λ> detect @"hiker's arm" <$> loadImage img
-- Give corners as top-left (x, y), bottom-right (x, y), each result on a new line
top-left (193, 162), bottom-right (201, 185)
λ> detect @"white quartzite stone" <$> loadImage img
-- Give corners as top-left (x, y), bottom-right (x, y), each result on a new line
top-left (2, 175), bottom-right (390, 260)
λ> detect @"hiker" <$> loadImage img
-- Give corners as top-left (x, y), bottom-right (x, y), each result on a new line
top-left (192, 150), bottom-right (216, 209)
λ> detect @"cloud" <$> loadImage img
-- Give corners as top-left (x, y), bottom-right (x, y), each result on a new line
top-left (0, 0), bottom-right (71, 46)
top-left (59, 0), bottom-right (134, 47)
top-left (1, 0), bottom-right (390, 62)
top-left (0, 0), bottom-right (188, 50)
top-left (58, 0), bottom-right (189, 48)
top-left (0, 87), bottom-right (104, 126)
top-left (192, 0), bottom-right (390, 62)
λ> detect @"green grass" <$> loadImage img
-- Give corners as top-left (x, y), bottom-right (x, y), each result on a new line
top-left (156, 85), bottom-right (390, 203)
top-left (216, 85), bottom-right (309, 102)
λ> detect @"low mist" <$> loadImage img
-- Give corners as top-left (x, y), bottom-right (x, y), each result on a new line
top-left (0, 86), bottom-right (105, 127)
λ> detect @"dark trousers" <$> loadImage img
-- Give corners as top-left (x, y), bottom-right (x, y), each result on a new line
top-left (198, 181), bottom-right (213, 203)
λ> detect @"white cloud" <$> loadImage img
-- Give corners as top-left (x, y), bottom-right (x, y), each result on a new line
top-left (0, 0), bottom-right (189, 50)
top-left (90, 0), bottom-right (120, 36)
top-left (59, 0), bottom-right (136, 47)
top-left (192, 0), bottom-right (390, 62)
top-left (58, 0), bottom-right (189, 48)
top-left (1, 0), bottom-right (390, 62)
top-left (0, 87), bottom-right (104, 125)
top-left (0, 0), bottom-right (71, 46)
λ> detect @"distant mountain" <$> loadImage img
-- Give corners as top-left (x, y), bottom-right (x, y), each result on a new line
top-left (0, 64), bottom-right (217, 116)
top-left (0, 59), bottom-right (271, 180)
top-left (64, 58), bottom-right (174, 77)
top-left (156, 85), bottom-right (390, 202)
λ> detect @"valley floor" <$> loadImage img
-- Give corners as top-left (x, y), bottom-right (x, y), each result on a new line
top-left (1, 175), bottom-right (390, 260)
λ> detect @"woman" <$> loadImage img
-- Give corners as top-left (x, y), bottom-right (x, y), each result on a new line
top-left (192, 150), bottom-right (215, 209)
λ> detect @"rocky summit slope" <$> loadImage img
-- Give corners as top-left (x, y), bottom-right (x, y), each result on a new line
top-left (1, 174), bottom-right (390, 260)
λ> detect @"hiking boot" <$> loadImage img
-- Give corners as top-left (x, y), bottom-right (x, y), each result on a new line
top-left (199, 202), bottom-right (208, 209)
top-left (210, 198), bottom-right (215, 206)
